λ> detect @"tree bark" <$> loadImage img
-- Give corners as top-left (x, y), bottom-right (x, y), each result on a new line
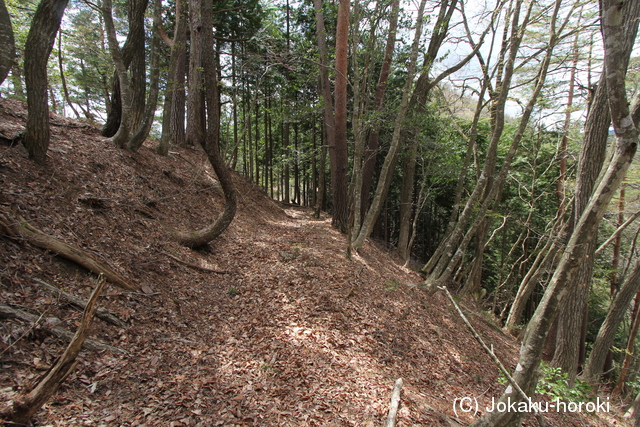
top-left (173, 0), bottom-right (236, 248)
top-left (613, 280), bottom-right (640, 394)
top-left (185, 0), bottom-right (206, 147)
top-left (584, 258), bottom-right (640, 381)
top-left (351, 0), bottom-right (428, 250)
top-left (22, 0), bottom-right (69, 165)
top-left (128, 0), bottom-right (162, 151)
top-left (397, 0), bottom-right (458, 260)
top-left (359, 0), bottom-right (399, 218)
top-left (101, 0), bottom-right (134, 148)
top-left (552, 0), bottom-right (640, 385)
top-left (331, 0), bottom-right (350, 233)
top-left (0, 0), bottom-right (14, 86)
top-left (101, 0), bottom-right (148, 138)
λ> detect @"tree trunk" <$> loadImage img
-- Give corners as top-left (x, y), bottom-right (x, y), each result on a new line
top-left (57, 32), bottom-right (81, 118)
top-left (101, 0), bottom-right (148, 138)
top-left (351, 0), bottom-right (428, 250)
top-left (22, 0), bottom-right (69, 165)
top-left (613, 282), bottom-right (640, 394)
top-left (0, 0), bottom-right (14, 86)
top-left (584, 258), bottom-right (640, 381)
top-left (551, 0), bottom-right (639, 385)
top-left (397, 0), bottom-right (458, 260)
top-left (173, 0), bottom-right (236, 248)
top-left (471, 1), bottom-right (640, 424)
top-left (331, 0), bottom-right (350, 233)
top-left (359, 0), bottom-right (399, 218)
top-left (185, 0), bottom-right (205, 147)
top-left (101, 0), bottom-right (133, 148)
top-left (128, 0), bottom-right (162, 151)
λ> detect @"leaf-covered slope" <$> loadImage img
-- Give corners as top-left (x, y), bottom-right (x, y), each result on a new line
top-left (0, 98), bottom-right (621, 426)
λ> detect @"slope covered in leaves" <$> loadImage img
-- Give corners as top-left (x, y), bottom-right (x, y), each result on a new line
top-left (0, 98), bottom-right (624, 426)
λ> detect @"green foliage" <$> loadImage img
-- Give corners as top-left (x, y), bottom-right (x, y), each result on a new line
top-left (535, 362), bottom-right (592, 403)
top-left (385, 279), bottom-right (400, 291)
top-left (498, 362), bottom-right (592, 403)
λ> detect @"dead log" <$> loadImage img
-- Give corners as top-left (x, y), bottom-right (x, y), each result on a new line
top-left (0, 206), bottom-right (144, 292)
top-left (0, 304), bottom-right (125, 354)
top-left (33, 277), bottom-right (127, 327)
top-left (386, 378), bottom-right (403, 427)
top-left (4, 276), bottom-right (108, 424)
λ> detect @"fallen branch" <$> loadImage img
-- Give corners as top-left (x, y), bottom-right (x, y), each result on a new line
top-left (156, 249), bottom-right (231, 274)
top-left (0, 304), bottom-right (125, 354)
top-left (0, 206), bottom-right (143, 292)
top-left (33, 277), bottom-right (127, 327)
top-left (4, 276), bottom-right (107, 424)
top-left (386, 378), bottom-right (403, 427)
top-left (439, 286), bottom-right (546, 427)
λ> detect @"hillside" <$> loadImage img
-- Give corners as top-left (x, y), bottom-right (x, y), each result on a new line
top-left (0, 98), bottom-right (625, 426)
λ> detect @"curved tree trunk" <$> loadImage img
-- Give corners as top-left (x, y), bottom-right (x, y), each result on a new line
top-left (173, 0), bottom-right (236, 248)
top-left (584, 258), bottom-right (640, 380)
top-left (22, 0), bottom-right (69, 165)
top-left (0, 0), bottom-right (15, 87)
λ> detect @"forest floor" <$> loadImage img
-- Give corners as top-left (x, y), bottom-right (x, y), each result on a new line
top-left (0, 97), bottom-right (630, 426)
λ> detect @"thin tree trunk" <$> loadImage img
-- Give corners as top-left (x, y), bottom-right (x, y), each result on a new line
top-left (313, 0), bottom-right (336, 217)
top-left (351, 0), bottom-right (428, 250)
top-left (57, 32), bottom-right (80, 118)
top-left (613, 280), bottom-right (640, 394)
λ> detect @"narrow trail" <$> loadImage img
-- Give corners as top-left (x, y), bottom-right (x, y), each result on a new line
top-left (0, 97), bottom-right (622, 426)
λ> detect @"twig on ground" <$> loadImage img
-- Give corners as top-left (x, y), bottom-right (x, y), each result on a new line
top-left (0, 304), bottom-right (126, 354)
top-left (33, 277), bottom-right (128, 327)
top-left (386, 378), bottom-right (403, 427)
top-left (155, 248), bottom-right (233, 274)
top-left (3, 276), bottom-right (108, 424)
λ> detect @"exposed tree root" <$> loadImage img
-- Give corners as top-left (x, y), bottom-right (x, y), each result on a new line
top-left (0, 206), bottom-right (145, 292)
